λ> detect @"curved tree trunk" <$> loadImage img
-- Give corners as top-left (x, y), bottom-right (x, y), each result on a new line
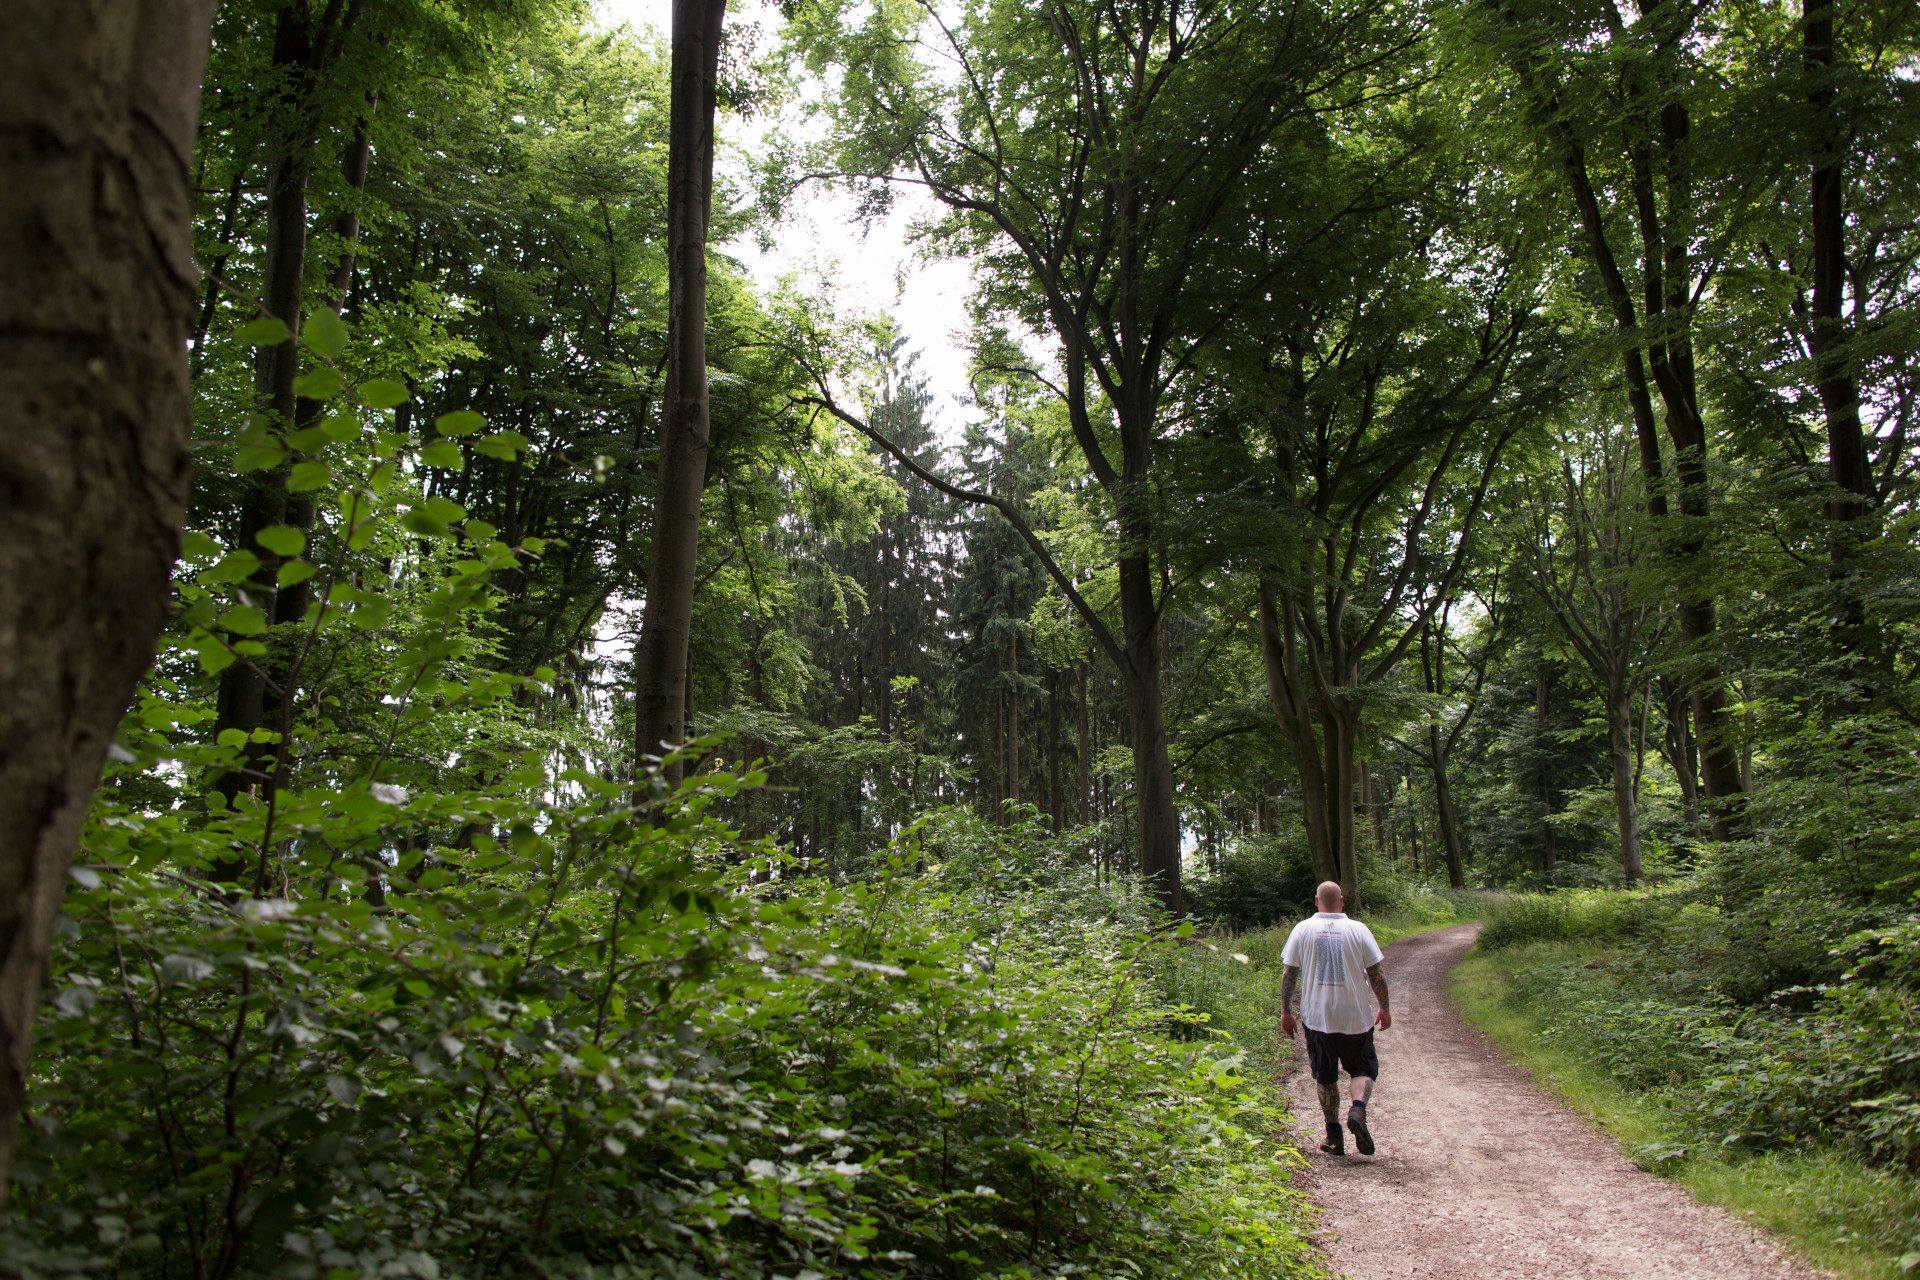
top-left (0, 0), bottom-right (215, 1207)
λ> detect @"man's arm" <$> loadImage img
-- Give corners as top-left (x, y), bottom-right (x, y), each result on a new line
top-left (1366, 961), bottom-right (1392, 1030)
top-left (1279, 964), bottom-right (1300, 1037)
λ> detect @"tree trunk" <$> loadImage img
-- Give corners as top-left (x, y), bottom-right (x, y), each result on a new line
top-left (1047, 670), bottom-right (1063, 833)
top-left (1119, 552), bottom-right (1181, 914)
top-left (1076, 661), bottom-right (1092, 827)
top-left (633, 0), bottom-right (726, 780)
top-left (1536, 663), bottom-right (1558, 876)
top-left (1005, 624), bottom-right (1020, 809)
top-left (1407, 792), bottom-right (1426, 881)
top-left (1657, 677), bottom-right (1702, 837)
top-left (1606, 688), bottom-right (1644, 884)
top-left (0, 0), bottom-right (214, 1208)
top-left (1804, 0), bottom-right (1877, 682)
top-left (1255, 581), bottom-right (1338, 886)
top-left (1428, 724), bottom-right (1468, 889)
top-left (876, 559), bottom-right (893, 739)
top-left (1324, 708), bottom-right (1360, 902)
top-left (212, 4), bottom-right (315, 823)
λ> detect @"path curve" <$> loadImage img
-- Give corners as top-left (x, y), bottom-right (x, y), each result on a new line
top-left (1283, 922), bottom-right (1825, 1280)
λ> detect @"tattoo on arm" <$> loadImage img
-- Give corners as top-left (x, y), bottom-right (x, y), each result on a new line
top-left (1280, 964), bottom-right (1299, 1012)
top-left (1366, 961), bottom-right (1389, 1011)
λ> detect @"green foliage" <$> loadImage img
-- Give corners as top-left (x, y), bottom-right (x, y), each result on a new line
top-left (1185, 835), bottom-right (1320, 934)
top-left (14, 780), bottom-right (1319, 1279)
top-left (1475, 894), bottom-right (1920, 1176)
top-left (1476, 889), bottom-right (1664, 951)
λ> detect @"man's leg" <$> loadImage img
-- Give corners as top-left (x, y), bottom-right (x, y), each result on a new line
top-left (1304, 1029), bottom-right (1345, 1154)
top-left (1345, 1034), bottom-right (1380, 1155)
top-left (1317, 1080), bottom-right (1342, 1146)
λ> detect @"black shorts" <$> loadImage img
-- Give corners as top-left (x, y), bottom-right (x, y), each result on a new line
top-left (1304, 1027), bottom-right (1379, 1085)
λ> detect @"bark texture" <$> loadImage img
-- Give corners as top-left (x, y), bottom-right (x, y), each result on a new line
top-left (0, 0), bottom-right (215, 1206)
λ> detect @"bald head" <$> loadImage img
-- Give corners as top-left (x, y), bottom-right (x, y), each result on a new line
top-left (1316, 881), bottom-right (1344, 912)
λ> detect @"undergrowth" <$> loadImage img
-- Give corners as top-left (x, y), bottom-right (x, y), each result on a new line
top-left (1460, 887), bottom-right (1920, 1279)
top-left (7, 790), bottom-right (1322, 1280)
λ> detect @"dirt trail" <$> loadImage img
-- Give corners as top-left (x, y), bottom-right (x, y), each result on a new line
top-left (1283, 922), bottom-right (1825, 1280)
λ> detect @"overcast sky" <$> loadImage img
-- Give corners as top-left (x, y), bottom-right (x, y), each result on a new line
top-left (594, 0), bottom-right (982, 433)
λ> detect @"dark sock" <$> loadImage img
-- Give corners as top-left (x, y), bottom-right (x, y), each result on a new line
top-left (1351, 1099), bottom-right (1367, 1110)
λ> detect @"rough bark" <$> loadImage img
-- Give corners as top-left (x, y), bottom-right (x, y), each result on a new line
top-left (633, 0), bottom-right (726, 780)
top-left (0, 0), bottom-right (215, 1206)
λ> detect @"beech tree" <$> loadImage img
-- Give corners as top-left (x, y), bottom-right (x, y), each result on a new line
top-left (796, 0), bottom-right (1418, 911)
top-left (0, 0), bottom-right (216, 1205)
top-left (633, 0), bottom-right (729, 777)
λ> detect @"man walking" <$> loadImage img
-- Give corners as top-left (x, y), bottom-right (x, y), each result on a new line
top-left (1280, 881), bottom-right (1391, 1155)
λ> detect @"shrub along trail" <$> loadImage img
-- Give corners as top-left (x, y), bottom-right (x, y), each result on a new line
top-left (1284, 923), bottom-right (1823, 1280)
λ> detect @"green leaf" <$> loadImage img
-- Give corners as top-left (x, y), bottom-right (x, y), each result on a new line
top-left (234, 441), bottom-right (288, 472)
top-left (289, 461), bottom-right (332, 493)
top-left (277, 559), bottom-right (318, 588)
top-left (473, 430), bottom-right (530, 460)
top-left (403, 508), bottom-right (454, 539)
top-left (465, 519), bottom-right (498, 543)
top-left (320, 412), bottom-right (360, 445)
top-left (257, 525), bottom-right (306, 557)
top-left (202, 549), bottom-right (261, 585)
top-left (350, 595), bottom-right (393, 630)
top-left (304, 307), bottom-right (349, 359)
top-left (359, 377), bottom-right (410, 409)
top-left (192, 633), bottom-right (237, 674)
top-left (420, 440), bottom-right (465, 470)
top-left (180, 530), bottom-right (221, 560)
top-left (235, 317), bottom-right (291, 346)
top-left (434, 410), bottom-right (486, 437)
top-left (294, 368), bottom-right (345, 401)
top-left (221, 604), bottom-right (268, 636)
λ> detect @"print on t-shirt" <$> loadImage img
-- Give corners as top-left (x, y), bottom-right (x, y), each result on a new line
top-left (1313, 928), bottom-right (1347, 986)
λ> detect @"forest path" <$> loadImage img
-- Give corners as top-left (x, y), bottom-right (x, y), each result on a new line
top-left (1282, 922), bottom-right (1825, 1280)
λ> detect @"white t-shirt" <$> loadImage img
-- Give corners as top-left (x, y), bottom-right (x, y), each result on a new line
top-left (1281, 912), bottom-right (1386, 1035)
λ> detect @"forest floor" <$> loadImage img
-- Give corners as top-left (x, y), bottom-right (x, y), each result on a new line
top-left (1283, 923), bottom-right (1828, 1280)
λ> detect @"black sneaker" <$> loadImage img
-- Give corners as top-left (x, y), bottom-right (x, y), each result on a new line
top-left (1347, 1106), bottom-right (1374, 1156)
top-left (1319, 1124), bottom-right (1344, 1156)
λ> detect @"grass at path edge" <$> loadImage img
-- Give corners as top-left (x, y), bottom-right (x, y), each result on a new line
top-left (1452, 943), bottom-right (1920, 1280)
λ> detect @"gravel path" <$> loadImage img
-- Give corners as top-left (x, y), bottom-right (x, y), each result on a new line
top-left (1282, 922), bottom-right (1826, 1280)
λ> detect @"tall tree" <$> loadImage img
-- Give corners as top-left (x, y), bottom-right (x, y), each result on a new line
top-left (1464, 0), bottom-right (1754, 833)
top-left (0, 0), bottom-right (216, 1205)
top-left (633, 0), bottom-right (728, 777)
top-left (799, 0), bottom-right (1418, 912)
top-left (1512, 426), bottom-right (1666, 883)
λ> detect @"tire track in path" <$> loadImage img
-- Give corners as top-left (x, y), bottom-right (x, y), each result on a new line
top-left (1283, 922), bottom-right (1825, 1280)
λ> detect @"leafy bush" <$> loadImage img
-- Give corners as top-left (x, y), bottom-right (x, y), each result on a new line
top-left (1481, 910), bottom-right (1920, 1177)
top-left (8, 773), bottom-right (1320, 1280)
top-left (1476, 888), bottom-right (1663, 951)
top-left (1184, 836), bottom-right (1318, 933)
